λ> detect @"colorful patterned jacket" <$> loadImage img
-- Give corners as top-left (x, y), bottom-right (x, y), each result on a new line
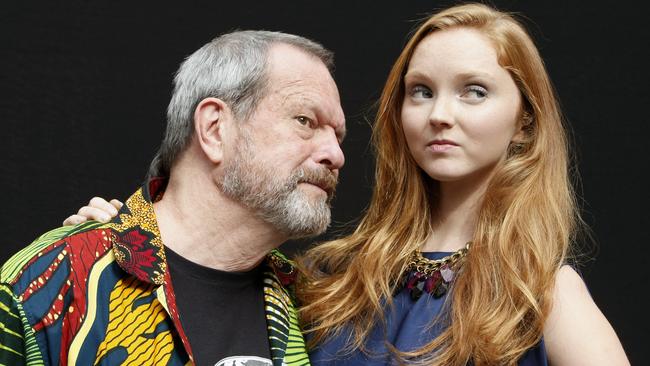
top-left (0, 179), bottom-right (310, 366)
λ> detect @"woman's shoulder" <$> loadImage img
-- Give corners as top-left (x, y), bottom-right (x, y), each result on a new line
top-left (553, 265), bottom-right (590, 301)
top-left (543, 266), bottom-right (629, 365)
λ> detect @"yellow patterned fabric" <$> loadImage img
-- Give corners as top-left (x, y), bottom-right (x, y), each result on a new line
top-left (0, 179), bottom-right (310, 365)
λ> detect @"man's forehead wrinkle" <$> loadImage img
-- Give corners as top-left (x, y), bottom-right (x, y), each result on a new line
top-left (276, 90), bottom-right (319, 114)
top-left (269, 77), bottom-right (314, 101)
top-left (263, 81), bottom-right (307, 113)
top-left (265, 65), bottom-right (345, 135)
top-left (269, 75), bottom-right (306, 94)
top-left (270, 80), bottom-right (328, 111)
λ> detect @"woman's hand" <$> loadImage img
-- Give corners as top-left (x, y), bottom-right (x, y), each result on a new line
top-left (63, 197), bottom-right (123, 225)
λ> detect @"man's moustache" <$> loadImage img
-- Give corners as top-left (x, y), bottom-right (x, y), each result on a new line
top-left (296, 168), bottom-right (338, 200)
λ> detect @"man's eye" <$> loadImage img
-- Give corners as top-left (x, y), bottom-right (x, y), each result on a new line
top-left (410, 85), bottom-right (433, 99)
top-left (296, 116), bottom-right (312, 126)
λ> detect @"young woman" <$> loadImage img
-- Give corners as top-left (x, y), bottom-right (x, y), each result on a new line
top-left (67, 4), bottom-right (628, 365)
top-left (295, 4), bottom-right (628, 365)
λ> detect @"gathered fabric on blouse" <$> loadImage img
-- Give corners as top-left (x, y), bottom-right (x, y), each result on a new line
top-left (309, 252), bottom-right (547, 365)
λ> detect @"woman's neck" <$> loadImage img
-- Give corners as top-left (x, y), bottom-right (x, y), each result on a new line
top-left (421, 174), bottom-right (490, 252)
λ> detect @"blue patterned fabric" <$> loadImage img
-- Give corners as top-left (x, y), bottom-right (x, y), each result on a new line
top-left (310, 252), bottom-right (547, 365)
top-left (0, 179), bottom-right (309, 366)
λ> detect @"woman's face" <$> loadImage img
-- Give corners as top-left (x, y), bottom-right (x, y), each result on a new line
top-left (401, 27), bottom-right (524, 184)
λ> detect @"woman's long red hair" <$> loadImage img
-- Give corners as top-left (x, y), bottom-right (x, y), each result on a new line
top-left (297, 3), bottom-right (582, 365)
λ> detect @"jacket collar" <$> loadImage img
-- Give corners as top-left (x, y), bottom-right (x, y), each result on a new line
top-left (106, 178), bottom-right (302, 364)
top-left (107, 178), bottom-right (296, 286)
top-left (108, 178), bottom-right (168, 285)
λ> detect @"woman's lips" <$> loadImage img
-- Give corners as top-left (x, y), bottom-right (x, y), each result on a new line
top-left (427, 139), bottom-right (458, 152)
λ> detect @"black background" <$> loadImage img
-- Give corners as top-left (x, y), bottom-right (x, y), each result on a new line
top-left (1, 1), bottom-right (647, 363)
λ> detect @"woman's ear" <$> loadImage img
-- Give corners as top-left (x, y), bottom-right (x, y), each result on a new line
top-left (512, 110), bottom-right (534, 143)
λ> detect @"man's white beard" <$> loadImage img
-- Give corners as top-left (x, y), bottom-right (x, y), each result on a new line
top-left (218, 132), bottom-right (334, 239)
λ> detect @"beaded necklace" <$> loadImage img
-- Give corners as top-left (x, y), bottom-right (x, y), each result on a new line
top-left (402, 242), bottom-right (471, 300)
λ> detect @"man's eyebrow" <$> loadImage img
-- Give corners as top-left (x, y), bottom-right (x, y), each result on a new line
top-left (287, 93), bottom-right (345, 141)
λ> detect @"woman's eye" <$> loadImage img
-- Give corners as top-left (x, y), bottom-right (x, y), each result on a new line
top-left (410, 85), bottom-right (433, 99)
top-left (296, 116), bottom-right (312, 126)
top-left (462, 85), bottom-right (488, 99)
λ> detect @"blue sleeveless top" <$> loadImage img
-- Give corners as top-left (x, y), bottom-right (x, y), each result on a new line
top-left (309, 252), bottom-right (547, 365)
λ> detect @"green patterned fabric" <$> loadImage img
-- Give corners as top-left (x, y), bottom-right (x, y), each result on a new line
top-left (0, 283), bottom-right (44, 366)
top-left (0, 180), bottom-right (310, 366)
top-left (263, 256), bottom-right (310, 365)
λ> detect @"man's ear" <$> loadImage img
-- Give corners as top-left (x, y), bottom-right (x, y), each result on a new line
top-left (194, 97), bottom-right (234, 164)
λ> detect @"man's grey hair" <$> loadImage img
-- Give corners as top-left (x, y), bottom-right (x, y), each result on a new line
top-left (147, 30), bottom-right (334, 178)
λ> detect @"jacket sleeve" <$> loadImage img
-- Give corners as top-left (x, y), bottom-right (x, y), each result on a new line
top-left (0, 283), bottom-right (44, 366)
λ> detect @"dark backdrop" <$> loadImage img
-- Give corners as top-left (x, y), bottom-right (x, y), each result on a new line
top-left (1, 1), bottom-right (647, 363)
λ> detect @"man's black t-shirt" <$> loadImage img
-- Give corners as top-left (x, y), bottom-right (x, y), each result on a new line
top-left (165, 247), bottom-right (272, 366)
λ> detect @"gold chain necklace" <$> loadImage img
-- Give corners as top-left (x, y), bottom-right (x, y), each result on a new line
top-left (402, 241), bottom-right (471, 300)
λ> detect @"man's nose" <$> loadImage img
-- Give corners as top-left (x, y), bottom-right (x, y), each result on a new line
top-left (314, 130), bottom-right (345, 171)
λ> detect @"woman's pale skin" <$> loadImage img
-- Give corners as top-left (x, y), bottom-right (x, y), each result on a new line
top-left (65, 27), bottom-right (629, 365)
top-left (399, 27), bottom-right (628, 365)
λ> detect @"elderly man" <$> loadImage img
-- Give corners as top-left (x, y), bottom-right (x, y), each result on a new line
top-left (0, 30), bottom-right (345, 366)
